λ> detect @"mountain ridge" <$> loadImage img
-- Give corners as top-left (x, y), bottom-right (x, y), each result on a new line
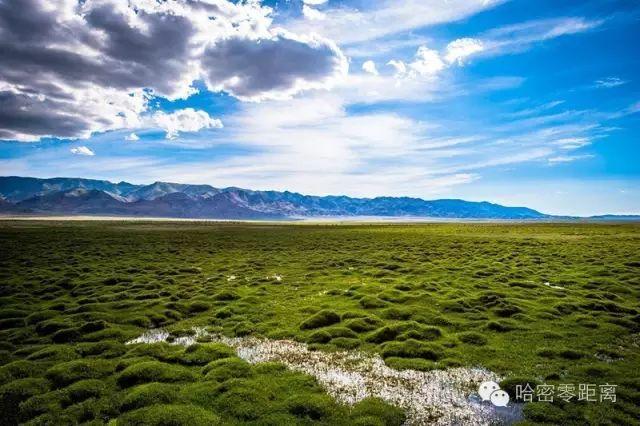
top-left (0, 176), bottom-right (635, 220)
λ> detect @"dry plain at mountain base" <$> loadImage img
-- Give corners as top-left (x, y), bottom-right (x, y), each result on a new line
top-left (0, 221), bottom-right (639, 425)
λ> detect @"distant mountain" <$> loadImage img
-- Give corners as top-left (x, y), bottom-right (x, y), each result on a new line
top-left (16, 188), bottom-right (129, 215)
top-left (0, 175), bottom-right (558, 220)
top-left (0, 176), bottom-right (137, 203)
top-left (586, 215), bottom-right (640, 221)
top-left (0, 197), bottom-right (18, 212)
top-left (125, 182), bottom-right (221, 202)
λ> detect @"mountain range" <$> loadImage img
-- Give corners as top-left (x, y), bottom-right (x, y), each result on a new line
top-left (0, 176), bottom-right (636, 220)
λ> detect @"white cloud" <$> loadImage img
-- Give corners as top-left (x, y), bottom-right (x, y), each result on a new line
top-left (287, 0), bottom-right (506, 44)
top-left (329, 72), bottom-right (445, 105)
top-left (548, 154), bottom-right (594, 164)
top-left (381, 16), bottom-right (601, 82)
top-left (387, 60), bottom-right (408, 76)
top-left (384, 46), bottom-right (446, 80)
top-left (444, 38), bottom-right (485, 64)
top-left (594, 77), bottom-right (627, 88)
top-left (303, 0), bottom-right (328, 4)
top-left (125, 133), bottom-right (140, 141)
top-left (302, 5), bottom-right (326, 20)
top-left (479, 17), bottom-right (603, 55)
top-left (185, 93), bottom-right (454, 196)
top-left (507, 100), bottom-right (565, 118)
top-left (551, 137), bottom-right (592, 150)
top-left (344, 35), bottom-right (431, 58)
top-left (70, 146), bottom-right (95, 156)
top-left (409, 46), bottom-right (446, 77)
top-left (379, 15), bottom-right (604, 83)
top-left (362, 60), bottom-right (379, 75)
top-left (152, 76), bottom-right (601, 198)
top-left (384, 45), bottom-right (448, 81)
top-left (152, 109), bottom-right (223, 139)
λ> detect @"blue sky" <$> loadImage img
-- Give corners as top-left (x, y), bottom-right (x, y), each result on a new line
top-left (0, 0), bottom-right (638, 215)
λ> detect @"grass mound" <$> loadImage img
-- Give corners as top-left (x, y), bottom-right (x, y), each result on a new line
top-left (203, 358), bottom-right (253, 382)
top-left (457, 332), bottom-right (488, 346)
top-left (117, 361), bottom-right (196, 388)
top-left (120, 383), bottom-right (180, 411)
top-left (359, 296), bottom-right (387, 309)
top-left (345, 317), bottom-right (382, 332)
top-left (27, 345), bottom-right (78, 362)
top-left (0, 360), bottom-right (43, 385)
top-left (300, 310), bottom-right (341, 330)
top-left (522, 402), bottom-right (567, 423)
top-left (45, 359), bottom-right (113, 388)
top-left (286, 393), bottom-right (335, 420)
top-left (117, 404), bottom-right (220, 425)
top-left (63, 378), bottom-right (107, 405)
top-left (0, 378), bottom-right (49, 424)
top-left (350, 397), bottom-right (405, 425)
top-left (381, 340), bottom-right (444, 361)
top-left (177, 343), bottom-right (236, 366)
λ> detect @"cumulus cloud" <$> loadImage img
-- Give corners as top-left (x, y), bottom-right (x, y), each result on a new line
top-left (201, 31), bottom-right (347, 102)
top-left (0, 0), bottom-right (347, 141)
top-left (70, 146), bottom-right (95, 156)
top-left (383, 16), bottom-right (599, 82)
top-left (362, 61), bottom-right (379, 75)
top-left (152, 109), bottom-right (223, 139)
top-left (444, 38), bottom-right (485, 64)
top-left (125, 133), bottom-right (139, 142)
top-left (386, 46), bottom-right (445, 79)
top-left (379, 16), bottom-right (602, 83)
top-left (409, 46), bottom-right (446, 77)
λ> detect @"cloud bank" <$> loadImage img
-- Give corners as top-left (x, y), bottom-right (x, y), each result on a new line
top-left (0, 0), bottom-right (347, 141)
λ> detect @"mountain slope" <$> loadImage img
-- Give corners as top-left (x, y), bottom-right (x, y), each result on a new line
top-left (11, 188), bottom-right (284, 220)
top-left (15, 188), bottom-right (130, 215)
top-left (0, 176), bottom-right (138, 203)
top-left (126, 182), bottom-right (222, 201)
top-left (127, 192), bottom-right (284, 219)
top-left (0, 176), bottom-right (550, 219)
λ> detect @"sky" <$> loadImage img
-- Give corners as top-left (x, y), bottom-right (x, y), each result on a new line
top-left (0, 0), bottom-right (638, 216)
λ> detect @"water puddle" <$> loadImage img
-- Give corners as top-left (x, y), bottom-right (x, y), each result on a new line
top-left (127, 328), bottom-right (524, 425)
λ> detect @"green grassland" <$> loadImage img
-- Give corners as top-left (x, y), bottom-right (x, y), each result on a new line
top-left (0, 221), bottom-right (639, 425)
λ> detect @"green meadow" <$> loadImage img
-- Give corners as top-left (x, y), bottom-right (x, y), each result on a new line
top-left (0, 220), bottom-right (639, 425)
